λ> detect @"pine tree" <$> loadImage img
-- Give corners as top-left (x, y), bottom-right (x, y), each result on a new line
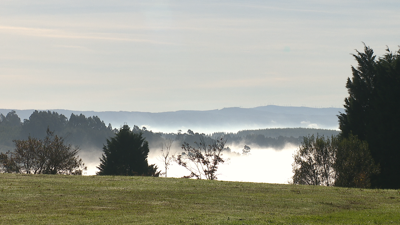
top-left (338, 44), bottom-right (400, 188)
top-left (97, 125), bottom-right (160, 176)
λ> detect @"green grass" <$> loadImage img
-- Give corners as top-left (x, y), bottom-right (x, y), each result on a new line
top-left (0, 174), bottom-right (399, 224)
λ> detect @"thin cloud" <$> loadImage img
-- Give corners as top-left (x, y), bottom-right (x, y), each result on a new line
top-left (0, 25), bottom-right (182, 46)
top-left (54, 45), bottom-right (91, 50)
top-left (225, 1), bottom-right (393, 16)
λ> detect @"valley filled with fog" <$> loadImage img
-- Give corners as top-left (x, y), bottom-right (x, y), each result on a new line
top-left (81, 143), bottom-right (298, 184)
top-left (0, 106), bottom-right (341, 183)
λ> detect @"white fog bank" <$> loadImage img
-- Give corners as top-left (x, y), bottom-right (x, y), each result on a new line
top-left (148, 144), bottom-right (298, 184)
top-left (217, 147), bottom-right (297, 184)
top-left (82, 145), bottom-right (298, 184)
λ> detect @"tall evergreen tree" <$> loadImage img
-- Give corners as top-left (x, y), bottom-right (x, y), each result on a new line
top-left (338, 44), bottom-right (400, 188)
top-left (97, 125), bottom-right (160, 176)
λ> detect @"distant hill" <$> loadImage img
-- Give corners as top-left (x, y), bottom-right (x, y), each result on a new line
top-left (0, 105), bottom-right (343, 133)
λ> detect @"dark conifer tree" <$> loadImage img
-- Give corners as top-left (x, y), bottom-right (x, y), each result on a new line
top-left (97, 125), bottom-right (160, 176)
top-left (338, 44), bottom-right (400, 188)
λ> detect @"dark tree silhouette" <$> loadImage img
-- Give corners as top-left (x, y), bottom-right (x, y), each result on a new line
top-left (97, 125), bottom-right (160, 176)
top-left (338, 44), bottom-right (400, 188)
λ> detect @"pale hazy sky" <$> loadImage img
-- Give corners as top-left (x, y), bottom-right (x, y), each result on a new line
top-left (1, 1), bottom-right (399, 112)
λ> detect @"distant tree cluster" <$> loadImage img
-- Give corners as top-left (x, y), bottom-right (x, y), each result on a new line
top-left (0, 110), bottom-right (114, 151)
top-left (235, 128), bottom-right (340, 138)
top-left (226, 134), bottom-right (301, 150)
top-left (211, 128), bottom-right (339, 150)
top-left (1, 110), bottom-right (341, 155)
top-left (0, 111), bottom-right (22, 150)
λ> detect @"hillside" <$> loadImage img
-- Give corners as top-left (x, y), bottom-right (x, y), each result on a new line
top-left (0, 174), bottom-right (399, 224)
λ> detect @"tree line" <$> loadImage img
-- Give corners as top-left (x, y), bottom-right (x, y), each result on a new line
top-left (0, 110), bottom-right (114, 151)
top-left (0, 110), bottom-right (338, 153)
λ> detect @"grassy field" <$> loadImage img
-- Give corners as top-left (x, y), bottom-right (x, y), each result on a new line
top-left (0, 174), bottom-right (399, 224)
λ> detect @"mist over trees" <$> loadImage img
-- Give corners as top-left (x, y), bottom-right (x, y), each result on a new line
top-left (1, 110), bottom-right (343, 181)
top-left (0, 110), bottom-right (339, 154)
top-left (0, 106), bottom-right (344, 135)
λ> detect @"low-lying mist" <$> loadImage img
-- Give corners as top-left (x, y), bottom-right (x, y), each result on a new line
top-left (80, 144), bottom-right (298, 184)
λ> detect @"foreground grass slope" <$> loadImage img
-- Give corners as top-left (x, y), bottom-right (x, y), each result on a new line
top-left (0, 174), bottom-right (399, 224)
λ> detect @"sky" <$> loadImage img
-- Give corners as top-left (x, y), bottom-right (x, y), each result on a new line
top-left (1, 1), bottom-right (400, 112)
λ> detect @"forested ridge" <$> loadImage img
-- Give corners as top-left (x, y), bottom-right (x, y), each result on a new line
top-left (0, 110), bottom-right (114, 151)
top-left (0, 105), bottom-right (343, 132)
top-left (0, 110), bottom-right (339, 153)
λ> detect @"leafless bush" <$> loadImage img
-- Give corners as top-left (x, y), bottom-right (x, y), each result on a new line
top-left (174, 137), bottom-right (227, 180)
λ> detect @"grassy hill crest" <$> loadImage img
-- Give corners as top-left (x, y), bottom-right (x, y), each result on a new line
top-left (1, 174), bottom-right (399, 224)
